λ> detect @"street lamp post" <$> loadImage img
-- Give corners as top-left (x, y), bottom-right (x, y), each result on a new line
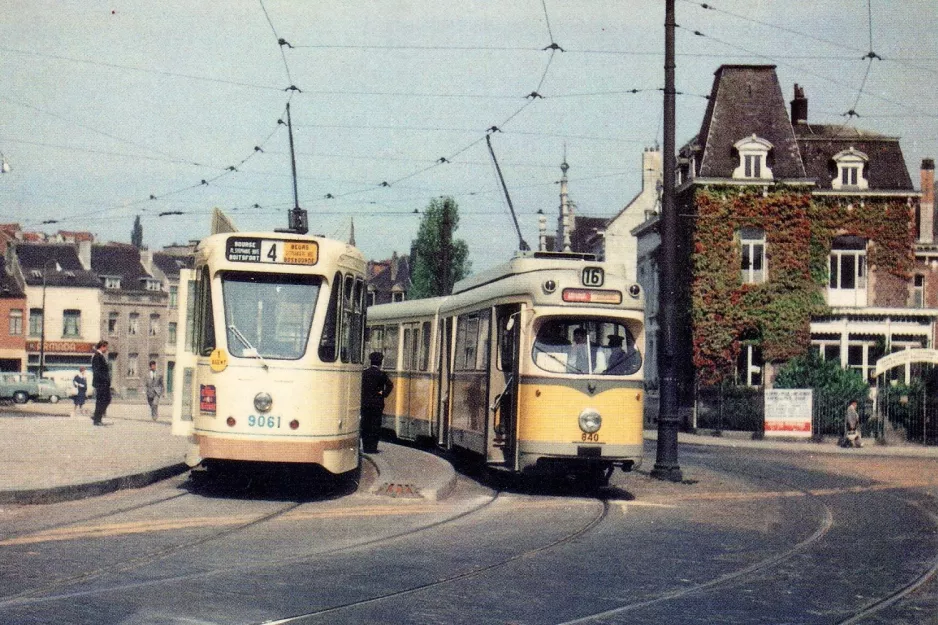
top-left (38, 259), bottom-right (56, 379)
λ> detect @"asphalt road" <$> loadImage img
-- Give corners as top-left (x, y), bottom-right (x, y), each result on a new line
top-left (1, 443), bottom-right (937, 625)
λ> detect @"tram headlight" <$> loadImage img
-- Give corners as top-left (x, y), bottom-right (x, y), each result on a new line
top-left (254, 392), bottom-right (273, 413)
top-left (578, 408), bottom-right (602, 434)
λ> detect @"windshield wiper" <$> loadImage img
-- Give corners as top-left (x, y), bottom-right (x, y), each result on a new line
top-left (228, 324), bottom-right (269, 370)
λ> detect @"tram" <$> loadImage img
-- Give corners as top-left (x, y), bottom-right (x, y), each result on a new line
top-left (171, 231), bottom-right (367, 476)
top-left (367, 252), bottom-right (645, 484)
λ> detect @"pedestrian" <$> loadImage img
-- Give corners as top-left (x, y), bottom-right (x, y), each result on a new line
top-left (361, 351), bottom-right (393, 454)
top-left (91, 340), bottom-right (111, 426)
top-left (72, 366), bottom-right (88, 417)
top-left (145, 360), bottom-right (164, 420)
top-left (845, 399), bottom-right (863, 448)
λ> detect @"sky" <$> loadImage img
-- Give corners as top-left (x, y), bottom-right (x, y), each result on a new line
top-left (1, 1), bottom-right (937, 274)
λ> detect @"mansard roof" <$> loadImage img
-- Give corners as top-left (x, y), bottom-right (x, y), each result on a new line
top-left (794, 125), bottom-right (914, 191)
top-left (0, 255), bottom-right (24, 298)
top-left (91, 244), bottom-right (154, 292)
top-left (696, 65), bottom-right (806, 180)
top-left (152, 251), bottom-right (193, 280)
top-left (16, 243), bottom-right (102, 288)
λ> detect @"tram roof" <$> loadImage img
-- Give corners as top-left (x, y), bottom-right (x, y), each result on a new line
top-left (453, 251), bottom-right (607, 295)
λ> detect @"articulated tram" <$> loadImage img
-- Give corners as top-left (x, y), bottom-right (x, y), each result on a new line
top-left (172, 232), bottom-right (366, 476)
top-left (367, 252), bottom-right (645, 485)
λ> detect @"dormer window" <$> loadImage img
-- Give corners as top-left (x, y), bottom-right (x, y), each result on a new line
top-left (732, 135), bottom-right (773, 180)
top-left (30, 270), bottom-right (42, 279)
top-left (832, 147), bottom-right (869, 190)
top-left (144, 278), bottom-right (161, 292)
top-left (104, 276), bottom-right (121, 290)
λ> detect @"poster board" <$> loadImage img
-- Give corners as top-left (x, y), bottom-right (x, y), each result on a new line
top-left (764, 389), bottom-right (813, 438)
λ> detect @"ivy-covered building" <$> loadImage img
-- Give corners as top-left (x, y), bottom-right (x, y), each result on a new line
top-left (635, 64), bottom-right (932, 402)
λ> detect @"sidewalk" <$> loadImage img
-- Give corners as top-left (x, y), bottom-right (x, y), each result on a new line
top-left (0, 400), bottom-right (457, 504)
top-left (646, 428), bottom-right (938, 458)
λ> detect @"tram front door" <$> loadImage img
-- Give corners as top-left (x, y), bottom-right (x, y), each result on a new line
top-left (487, 304), bottom-right (521, 469)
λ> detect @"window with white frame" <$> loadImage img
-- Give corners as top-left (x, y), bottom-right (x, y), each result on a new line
top-left (104, 276), bottom-right (121, 290)
top-left (913, 274), bottom-right (925, 308)
top-left (732, 135), bottom-right (773, 180)
top-left (831, 147), bottom-right (869, 190)
top-left (127, 353), bottom-right (139, 378)
top-left (29, 308), bottom-right (43, 337)
top-left (8, 309), bottom-right (22, 336)
top-left (736, 344), bottom-right (763, 386)
top-left (128, 313), bottom-right (139, 335)
top-left (829, 236), bottom-right (867, 306)
top-left (63, 310), bottom-right (81, 337)
top-left (391, 290), bottom-right (405, 303)
top-left (740, 227), bottom-right (766, 284)
top-left (144, 279), bottom-right (161, 292)
top-left (108, 312), bottom-right (119, 334)
top-left (149, 314), bottom-right (160, 336)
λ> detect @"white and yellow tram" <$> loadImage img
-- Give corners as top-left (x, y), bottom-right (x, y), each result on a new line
top-left (367, 252), bottom-right (645, 483)
top-left (172, 232), bottom-right (366, 476)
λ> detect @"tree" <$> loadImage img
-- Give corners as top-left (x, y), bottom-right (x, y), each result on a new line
top-left (131, 215), bottom-right (143, 249)
top-left (408, 197), bottom-right (471, 299)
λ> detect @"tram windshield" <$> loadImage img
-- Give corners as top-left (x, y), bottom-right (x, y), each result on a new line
top-left (532, 318), bottom-right (642, 376)
top-left (221, 271), bottom-right (321, 360)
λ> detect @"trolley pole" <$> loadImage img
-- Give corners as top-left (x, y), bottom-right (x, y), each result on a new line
top-left (651, 0), bottom-right (683, 482)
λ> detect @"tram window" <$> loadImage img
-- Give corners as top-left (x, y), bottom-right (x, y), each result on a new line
top-left (383, 325), bottom-right (400, 370)
top-left (402, 327), bottom-right (415, 370)
top-left (532, 318), bottom-right (642, 376)
top-left (475, 311), bottom-right (490, 370)
top-left (455, 311), bottom-right (489, 371)
top-left (420, 322), bottom-right (431, 371)
top-left (222, 271), bottom-right (320, 360)
top-left (368, 326), bottom-right (384, 355)
top-left (350, 278), bottom-right (365, 364)
top-left (196, 267), bottom-right (215, 357)
top-left (318, 272), bottom-right (341, 362)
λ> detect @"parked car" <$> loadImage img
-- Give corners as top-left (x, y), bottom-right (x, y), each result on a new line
top-left (36, 377), bottom-right (63, 403)
top-left (0, 372), bottom-right (40, 404)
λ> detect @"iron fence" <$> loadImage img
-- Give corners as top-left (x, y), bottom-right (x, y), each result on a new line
top-left (693, 384), bottom-right (937, 445)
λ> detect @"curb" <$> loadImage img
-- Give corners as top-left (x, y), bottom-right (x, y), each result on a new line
top-left (0, 463), bottom-right (190, 505)
top-left (364, 450), bottom-right (457, 501)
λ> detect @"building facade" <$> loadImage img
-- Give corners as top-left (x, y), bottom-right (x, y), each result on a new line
top-left (633, 65), bottom-right (932, 411)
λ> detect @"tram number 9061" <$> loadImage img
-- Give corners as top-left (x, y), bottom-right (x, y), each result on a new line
top-left (581, 432), bottom-right (600, 442)
top-left (248, 415), bottom-right (281, 429)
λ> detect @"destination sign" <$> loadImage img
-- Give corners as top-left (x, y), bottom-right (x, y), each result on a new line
top-left (225, 237), bottom-right (318, 266)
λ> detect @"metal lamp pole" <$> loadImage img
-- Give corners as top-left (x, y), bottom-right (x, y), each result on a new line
top-left (38, 259), bottom-right (56, 378)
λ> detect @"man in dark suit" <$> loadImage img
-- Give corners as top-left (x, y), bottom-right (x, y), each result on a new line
top-left (145, 360), bottom-right (164, 420)
top-left (361, 351), bottom-right (393, 454)
top-left (91, 340), bottom-right (111, 426)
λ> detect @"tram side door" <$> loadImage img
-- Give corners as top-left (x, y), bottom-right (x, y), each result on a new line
top-left (487, 304), bottom-right (521, 468)
top-left (171, 269), bottom-right (200, 464)
top-left (436, 316), bottom-right (454, 449)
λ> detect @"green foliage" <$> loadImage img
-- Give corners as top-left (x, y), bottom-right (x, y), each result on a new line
top-left (690, 186), bottom-right (914, 384)
top-left (409, 197), bottom-right (471, 299)
top-left (131, 215), bottom-right (143, 249)
top-left (774, 351), bottom-right (868, 405)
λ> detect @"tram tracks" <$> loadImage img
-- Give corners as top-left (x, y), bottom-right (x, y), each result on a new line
top-left (0, 487), bottom-right (503, 609)
top-left (556, 456), bottom-right (938, 625)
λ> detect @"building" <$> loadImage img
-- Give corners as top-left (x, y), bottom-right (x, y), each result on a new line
top-left (367, 253), bottom-right (411, 306)
top-left (150, 250), bottom-right (194, 396)
top-left (14, 241), bottom-right (103, 374)
top-left (634, 65), bottom-right (930, 409)
top-left (92, 244), bottom-right (168, 399)
top-left (0, 254), bottom-right (27, 371)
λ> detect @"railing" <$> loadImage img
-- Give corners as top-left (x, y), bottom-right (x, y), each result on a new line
top-left (692, 384), bottom-right (936, 445)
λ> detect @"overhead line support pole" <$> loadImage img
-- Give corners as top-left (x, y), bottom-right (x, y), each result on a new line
top-left (651, 0), bottom-right (683, 482)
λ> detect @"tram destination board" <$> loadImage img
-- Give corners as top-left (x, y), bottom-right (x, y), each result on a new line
top-left (225, 236), bottom-right (318, 265)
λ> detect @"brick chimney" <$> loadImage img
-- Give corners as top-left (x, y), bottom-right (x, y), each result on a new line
top-left (790, 84), bottom-right (808, 124)
top-left (922, 159), bottom-right (935, 243)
